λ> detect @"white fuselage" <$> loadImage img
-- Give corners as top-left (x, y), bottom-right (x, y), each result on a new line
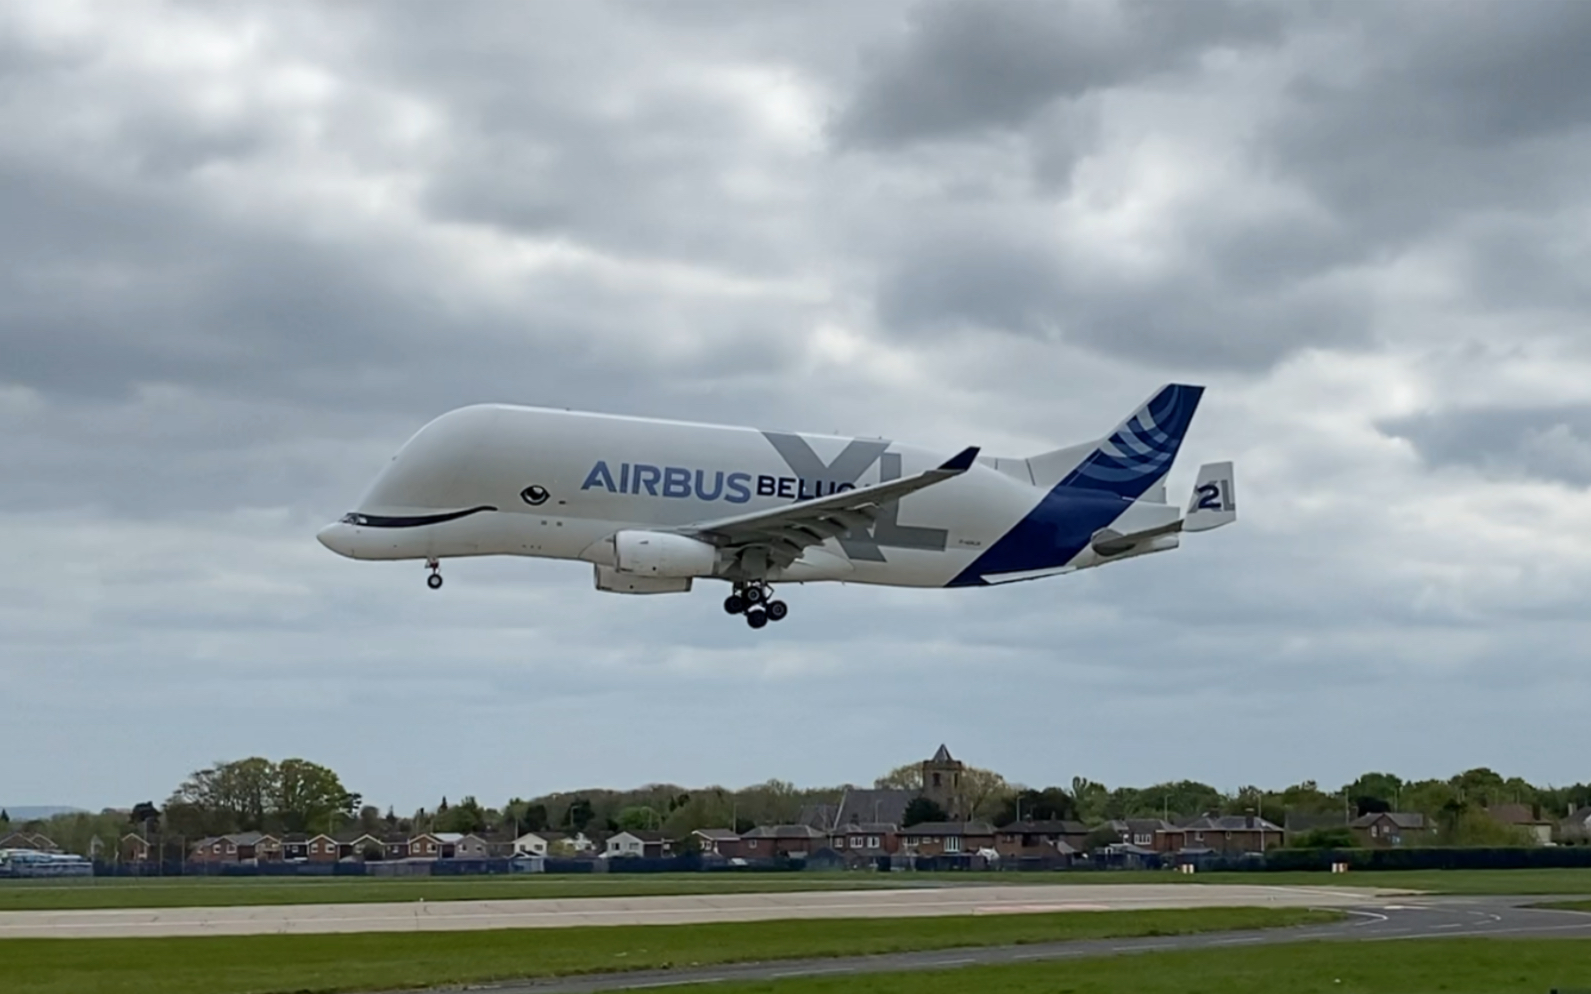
top-left (317, 402), bottom-right (1191, 590)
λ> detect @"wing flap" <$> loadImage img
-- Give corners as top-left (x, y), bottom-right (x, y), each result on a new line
top-left (686, 446), bottom-right (979, 566)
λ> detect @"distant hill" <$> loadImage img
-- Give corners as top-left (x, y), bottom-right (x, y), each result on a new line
top-left (1, 806), bottom-right (85, 822)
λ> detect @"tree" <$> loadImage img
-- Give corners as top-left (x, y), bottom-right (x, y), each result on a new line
top-left (1070, 777), bottom-right (1111, 823)
top-left (1341, 772), bottom-right (1404, 808)
top-left (171, 757), bottom-right (277, 832)
top-left (129, 802), bottom-right (160, 827)
top-left (436, 796), bottom-right (487, 834)
top-left (902, 797), bottom-right (948, 827)
top-left (563, 797), bottom-right (595, 832)
top-left (0, 809), bottom-right (9, 826)
top-left (994, 787), bottom-right (1077, 825)
top-left (273, 759), bottom-right (359, 834)
top-left (875, 764), bottom-right (923, 791)
top-left (1290, 827), bottom-right (1356, 849)
top-left (1084, 824), bottom-right (1121, 851)
top-left (616, 806), bottom-right (660, 831)
top-left (358, 806), bottom-right (383, 833)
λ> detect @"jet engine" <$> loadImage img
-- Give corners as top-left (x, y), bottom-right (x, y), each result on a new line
top-left (612, 530), bottom-right (718, 578)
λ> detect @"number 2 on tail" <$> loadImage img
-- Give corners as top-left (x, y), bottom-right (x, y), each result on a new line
top-left (1195, 482), bottom-right (1224, 511)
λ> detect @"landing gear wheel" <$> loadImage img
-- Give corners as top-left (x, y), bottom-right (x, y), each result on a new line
top-left (427, 572), bottom-right (443, 590)
top-left (766, 600), bottom-right (789, 622)
top-left (745, 607), bottom-right (769, 629)
top-left (723, 594), bottom-right (746, 615)
top-left (742, 585), bottom-right (766, 605)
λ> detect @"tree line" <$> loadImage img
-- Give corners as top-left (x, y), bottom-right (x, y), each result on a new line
top-left (7, 758), bottom-right (1589, 859)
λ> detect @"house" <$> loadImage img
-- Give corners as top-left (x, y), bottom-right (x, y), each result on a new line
top-left (280, 833), bottom-right (341, 862)
top-left (119, 833), bottom-right (155, 863)
top-left (1350, 812), bottom-right (1429, 848)
top-left (995, 820), bottom-right (1089, 861)
top-left (1100, 819), bottom-right (1175, 850)
top-left (691, 828), bottom-right (742, 857)
top-left (821, 788), bottom-right (913, 832)
top-left (1486, 804), bottom-right (1554, 845)
top-left (514, 830), bottom-right (566, 857)
top-left (738, 824), bottom-right (828, 858)
top-left (0, 832), bottom-right (58, 852)
top-left (1160, 815), bottom-right (1284, 855)
top-left (830, 822), bottom-right (899, 862)
top-left (335, 832), bottom-right (386, 860)
top-left (900, 821), bottom-right (996, 857)
top-left (434, 833), bottom-right (491, 859)
top-left (1561, 806), bottom-right (1591, 843)
top-left (605, 830), bottom-right (672, 858)
top-left (189, 832), bottom-right (283, 863)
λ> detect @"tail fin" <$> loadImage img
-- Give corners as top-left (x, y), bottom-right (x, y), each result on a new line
top-left (1184, 461), bottom-right (1237, 532)
top-left (1051, 383), bottom-right (1205, 500)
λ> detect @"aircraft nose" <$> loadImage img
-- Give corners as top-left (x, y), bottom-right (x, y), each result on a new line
top-left (317, 522), bottom-right (355, 557)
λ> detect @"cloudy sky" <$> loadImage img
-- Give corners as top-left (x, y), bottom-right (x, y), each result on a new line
top-left (4, 0), bottom-right (1590, 814)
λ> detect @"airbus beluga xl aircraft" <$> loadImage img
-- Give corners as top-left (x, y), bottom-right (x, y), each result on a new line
top-left (317, 383), bottom-right (1235, 628)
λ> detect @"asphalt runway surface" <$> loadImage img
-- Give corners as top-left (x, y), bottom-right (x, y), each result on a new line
top-left (0, 882), bottom-right (1412, 938)
top-left (369, 895), bottom-right (1591, 994)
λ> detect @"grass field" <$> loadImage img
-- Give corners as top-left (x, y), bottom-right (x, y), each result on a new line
top-left (1540, 899), bottom-right (1591, 912)
top-left (0, 907), bottom-right (1341, 994)
top-left (690, 939), bottom-right (1591, 994)
top-left (4, 867), bottom-right (1591, 912)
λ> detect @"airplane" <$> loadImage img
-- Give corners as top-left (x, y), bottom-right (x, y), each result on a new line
top-left (317, 383), bottom-right (1236, 628)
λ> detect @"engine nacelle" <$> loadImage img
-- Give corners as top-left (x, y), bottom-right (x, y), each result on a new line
top-left (594, 565), bottom-right (692, 594)
top-left (612, 530), bottom-right (718, 578)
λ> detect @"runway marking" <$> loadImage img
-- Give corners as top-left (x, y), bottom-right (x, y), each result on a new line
top-left (770, 968), bottom-right (854, 979)
top-left (1210, 936), bottom-right (1266, 945)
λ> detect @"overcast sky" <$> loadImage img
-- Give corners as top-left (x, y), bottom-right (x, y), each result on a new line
top-left (4, 0), bottom-right (1590, 815)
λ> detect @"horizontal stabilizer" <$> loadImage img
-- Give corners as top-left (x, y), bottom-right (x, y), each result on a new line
top-left (1184, 461), bottom-right (1237, 532)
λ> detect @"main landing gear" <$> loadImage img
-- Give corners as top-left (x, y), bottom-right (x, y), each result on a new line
top-left (426, 558), bottom-right (443, 590)
top-left (723, 582), bottom-right (788, 629)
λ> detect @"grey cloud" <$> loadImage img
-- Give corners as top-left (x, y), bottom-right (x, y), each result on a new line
top-left (832, 0), bottom-right (1286, 148)
top-left (1382, 406), bottom-right (1591, 486)
top-left (1267, 2), bottom-right (1591, 250)
top-left (875, 222), bottom-right (1370, 369)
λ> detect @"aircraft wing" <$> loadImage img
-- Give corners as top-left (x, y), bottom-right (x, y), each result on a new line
top-left (685, 446), bottom-right (980, 570)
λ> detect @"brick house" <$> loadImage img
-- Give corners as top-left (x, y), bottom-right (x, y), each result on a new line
top-left (830, 822), bottom-right (899, 861)
top-left (1100, 819), bottom-right (1175, 850)
top-left (692, 828), bottom-right (742, 857)
top-left (738, 824), bottom-right (827, 858)
top-left (335, 832), bottom-right (386, 860)
top-left (119, 833), bottom-right (155, 863)
top-left (995, 820), bottom-right (1090, 860)
top-left (189, 832), bottom-right (283, 864)
top-left (1349, 812), bottom-right (1429, 848)
top-left (1486, 804), bottom-right (1554, 845)
top-left (900, 821), bottom-right (996, 857)
top-left (1161, 815), bottom-right (1283, 855)
top-left (0, 832), bottom-right (59, 852)
top-left (280, 833), bottom-right (341, 861)
top-left (435, 833), bottom-right (491, 859)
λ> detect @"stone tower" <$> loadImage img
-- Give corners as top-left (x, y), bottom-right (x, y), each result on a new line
top-left (920, 744), bottom-right (965, 820)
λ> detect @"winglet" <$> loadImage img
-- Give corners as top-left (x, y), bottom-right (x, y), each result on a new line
top-left (938, 446), bottom-right (980, 473)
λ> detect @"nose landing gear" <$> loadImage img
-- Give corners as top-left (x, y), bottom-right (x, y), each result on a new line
top-left (426, 559), bottom-right (443, 590)
top-left (723, 582), bottom-right (787, 628)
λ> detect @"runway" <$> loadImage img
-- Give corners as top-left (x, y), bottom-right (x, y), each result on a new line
top-left (0, 882), bottom-right (1410, 939)
top-left (378, 895), bottom-right (1591, 994)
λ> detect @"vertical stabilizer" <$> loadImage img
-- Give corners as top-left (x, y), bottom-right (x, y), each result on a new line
top-left (1052, 384), bottom-right (1204, 501)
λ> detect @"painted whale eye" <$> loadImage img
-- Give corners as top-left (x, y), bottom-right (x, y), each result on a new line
top-left (521, 485), bottom-right (550, 506)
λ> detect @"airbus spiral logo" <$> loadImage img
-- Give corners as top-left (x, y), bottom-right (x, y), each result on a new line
top-left (521, 485), bottom-right (550, 506)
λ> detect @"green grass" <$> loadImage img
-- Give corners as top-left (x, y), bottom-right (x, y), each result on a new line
top-left (694, 939), bottom-right (1591, 994)
top-left (0, 907), bottom-right (1341, 994)
top-left (1536, 899), bottom-right (1591, 912)
top-left (5, 866), bottom-right (1591, 912)
top-left (0, 872), bottom-right (915, 911)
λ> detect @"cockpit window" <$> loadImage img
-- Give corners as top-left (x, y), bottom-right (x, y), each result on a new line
top-left (340, 512), bottom-right (369, 526)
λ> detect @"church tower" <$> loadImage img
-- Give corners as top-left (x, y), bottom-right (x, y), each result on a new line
top-left (920, 744), bottom-right (965, 820)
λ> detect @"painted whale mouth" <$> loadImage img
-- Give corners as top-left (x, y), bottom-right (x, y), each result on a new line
top-left (339, 505), bottom-right (497, 529)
